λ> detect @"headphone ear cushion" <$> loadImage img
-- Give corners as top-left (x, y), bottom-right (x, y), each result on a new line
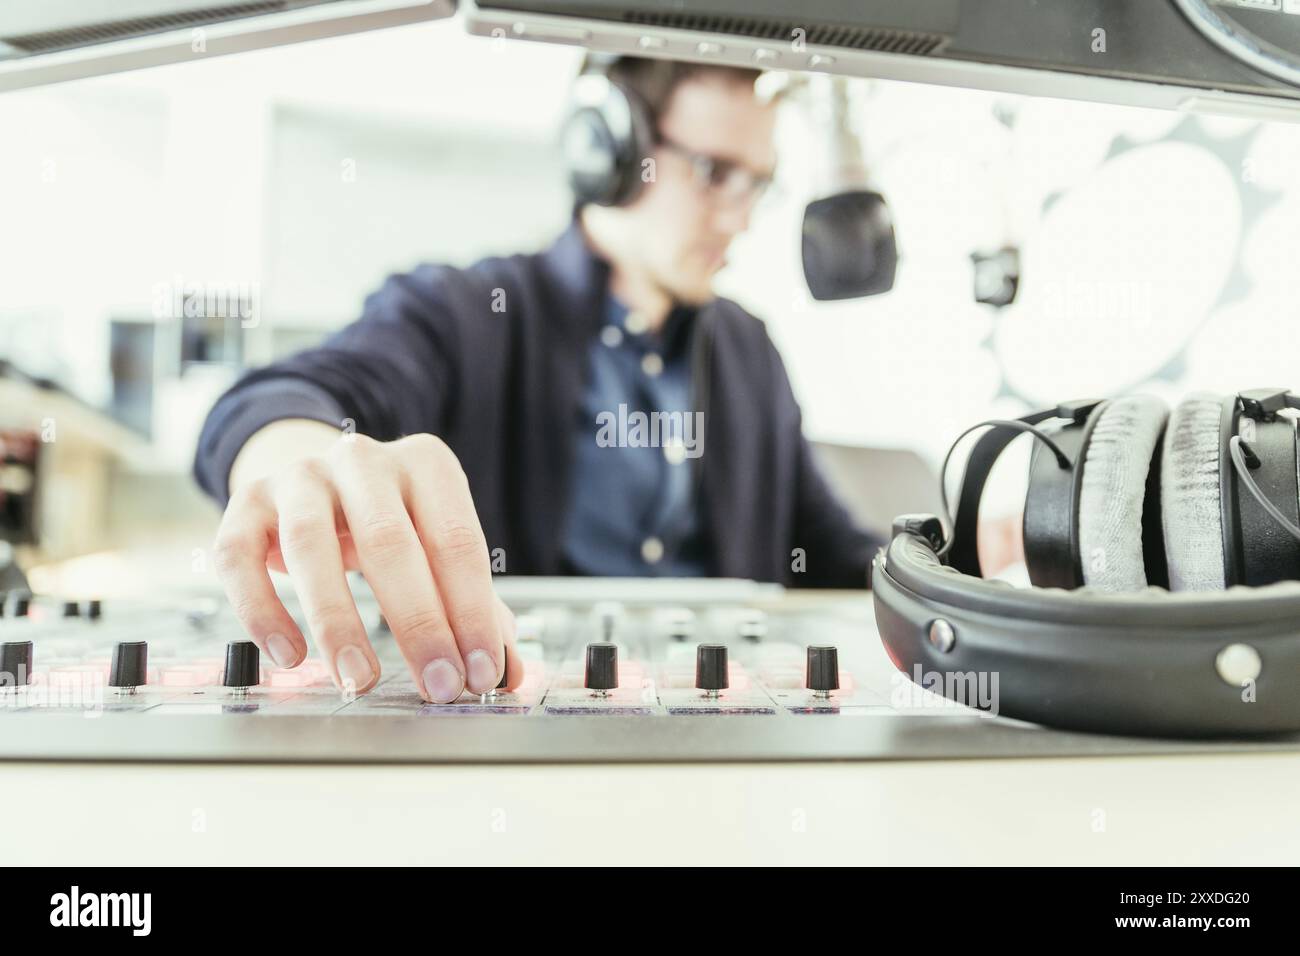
top-left (1077, 395), bottom-right (1169, 591)
top-left (1162, 393), bottom-right (1227, 591)
top-left (562, 74), bottom-right (656, 208)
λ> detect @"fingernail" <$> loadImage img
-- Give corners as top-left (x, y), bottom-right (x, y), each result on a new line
top-left (422, 658), bottom-right (464, 703)
top-left (335, 646), bottom-right (374, 694)
top-left (266, 633), bottom-right (297, 668)
top-left (465, 649), bottom-right (498, 695)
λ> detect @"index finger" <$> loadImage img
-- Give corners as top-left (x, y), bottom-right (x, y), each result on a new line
top-left (211, 482), bottom-right (309, 669)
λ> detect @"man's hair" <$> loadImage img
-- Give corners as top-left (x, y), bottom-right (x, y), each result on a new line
top-left (582, 55), bottom-right (762, 122)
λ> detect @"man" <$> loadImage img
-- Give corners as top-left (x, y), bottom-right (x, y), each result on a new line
top-left (194, 57), bottom-right (885, 705)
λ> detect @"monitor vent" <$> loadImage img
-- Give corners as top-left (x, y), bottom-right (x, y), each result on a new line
top-left (622, 11), bottom-right (947, 56)
top-left (1, 1), bottom-right (291, 56)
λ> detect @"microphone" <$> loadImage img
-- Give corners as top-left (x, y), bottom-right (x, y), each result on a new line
top-left (797, 75), bottom-right (898, 301)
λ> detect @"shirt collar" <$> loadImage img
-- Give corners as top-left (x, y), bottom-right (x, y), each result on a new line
top-left (540, 215), bottom-right (698, 355)
top-left (540, 216), bottom-right (610, 336)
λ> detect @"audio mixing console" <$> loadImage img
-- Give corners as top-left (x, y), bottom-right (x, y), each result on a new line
top-left (1, 579), bottom-right (1298, 763)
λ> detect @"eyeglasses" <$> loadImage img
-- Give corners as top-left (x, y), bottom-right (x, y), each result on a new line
top-left (655, 134), bottom-right (776, 207)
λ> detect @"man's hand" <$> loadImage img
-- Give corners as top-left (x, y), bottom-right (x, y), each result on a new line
top-left (214, 423), bottom-right (518, 702)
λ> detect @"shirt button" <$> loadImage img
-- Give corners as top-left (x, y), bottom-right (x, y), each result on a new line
top-left (641, 536), bottom-right (664, 564)
top-left (663, 438), bottom-right (686, 465)
top-left (624, 311), bottom-right (650, 334)
top-left (641, 352), bottom-right (664, 377)
top-left (600, 325), bottom-right (623, 348)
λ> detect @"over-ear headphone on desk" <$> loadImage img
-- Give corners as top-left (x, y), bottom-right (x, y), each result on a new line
top-left (872, 389), bottom-right (1300, 738)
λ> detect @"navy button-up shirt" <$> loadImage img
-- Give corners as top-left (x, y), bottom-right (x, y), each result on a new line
top-left (560, 294), bottom-right (711, 576)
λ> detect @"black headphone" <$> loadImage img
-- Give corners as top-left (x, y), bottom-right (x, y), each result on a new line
top-left (872, 389), bottom-right (1300, 738)
top-left (560, 57), bottom-right (659, 208)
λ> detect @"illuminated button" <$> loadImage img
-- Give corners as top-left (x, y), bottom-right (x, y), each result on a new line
top-left (696, 41), bottom-right (724, 56)
top-left (48, 664), bottom-right (108, 688)
top-left (641, 536), bottom-right (665, 564)
top-left (753, 48), bottom-right (780, 64)
top-left (638, 35), bottom-right (666, 50)
top-left (267, 666), bottom-right (328, 688)
top-left (624, 311), bottom-right (650, 334)
top-left (600, 325), bottom-right (623, 347)
top-left (663, 438), bottom-right (687, 465)
top-left (809, 54), bottom-right (836, 69)
top-left (641, 352), bottom-right (664, 377)
top-left (161, 663), bottom-right (220, 687)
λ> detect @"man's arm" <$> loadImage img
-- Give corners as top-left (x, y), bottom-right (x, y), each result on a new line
top-left (194, 267), bottom-right (461, 504)
top-left (195, 265), bottom-right (519, 704)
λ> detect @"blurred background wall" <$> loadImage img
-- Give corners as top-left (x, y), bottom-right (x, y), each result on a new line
top-left (1, 17), bottom-right (1298, 570)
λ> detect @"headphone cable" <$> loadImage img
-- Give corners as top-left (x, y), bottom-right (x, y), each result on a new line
top-left (1228, 435), bottom-right (1300, 543)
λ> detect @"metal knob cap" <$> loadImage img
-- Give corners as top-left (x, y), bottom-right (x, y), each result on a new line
top-left (584, 642), bottom-right (618, 691)
top-left (695, 644), bottom-right (730, 692)
top-left (109, 641), bottom-right (148, 690)
top-left (222, 641), bottom-right (260, 689)
top-left (0, 642), bottom-right (33, 687)
top-left (806, 645), bottom-right (840, 694)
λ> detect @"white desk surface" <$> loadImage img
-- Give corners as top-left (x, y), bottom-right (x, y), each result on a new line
top-left (4, 752), bottom-right (1297, 865)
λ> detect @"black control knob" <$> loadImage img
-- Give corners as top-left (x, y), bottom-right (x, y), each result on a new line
top-left (593, 602), bottom-right (623, 642)
top-left (12, 592), bottom-right (31, 618)
top-left (0, 592), bottom-right (6, 618)
top-left (695, 644), bottom-right (730, 693)
top-left (584, 642), bottom-right (618, 692)
top-left (0, 641), bottom-right (33, 687)
top-left (738, 612), bottom-right (767, 642)
top-left (109, 641), bottom-right (148, 691)
top-left (62, 600), bottom-right (81, 618)
top-left (222, 641), bottom-right (260, 690)
top-left (86, 599), bottom-right (103, 621)
top-left (806, 645), bottom-right (840, 696)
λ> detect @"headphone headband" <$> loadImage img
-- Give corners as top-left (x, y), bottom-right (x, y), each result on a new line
top-left (873, 529), bottom-right (1300, 736)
